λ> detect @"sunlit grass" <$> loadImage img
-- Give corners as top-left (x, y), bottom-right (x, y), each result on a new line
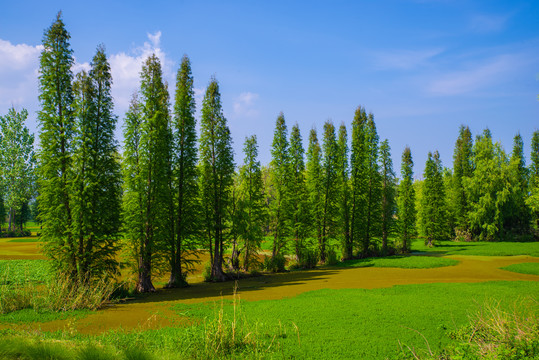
top-left (501, 262), bottom-right (539, 276)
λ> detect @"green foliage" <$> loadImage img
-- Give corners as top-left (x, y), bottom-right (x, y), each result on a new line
top-left (451, 125), bottom-right (474, 233)
top-left (529, 130), bottom-right (539, 229)
top-left (306, 127), bottom-right (323, 255)
top-left (0, 108), bottom-right (36, 232)
top-left (167, 55), bottom-right (200, 288)
top-left (71, 45), bottom-right (122, 283)
top-left (199, 77), bottom-right (234, 281)
top-left (236, 135), bottom-right (266, 271)
top-left (419, 151), bottom-right (448, 246)
top-left (263, 253), bottom-right (286, 272)
top-left (288, 124), bottom-right (310, 262)
top-left (337, 124), bottom-right (352, 260)
top-left (269, 112), bottom-right (291, 258)
top-left (380, 139), bottom-right (396, 253)
top-left (397, 147), bottom-right (416, 252)
top-left (505, 133), bottom-right (531, 234)
top-left (319, 121), bottom-right (340, 262)
top-left (37, 12), bottom-right (77, 276)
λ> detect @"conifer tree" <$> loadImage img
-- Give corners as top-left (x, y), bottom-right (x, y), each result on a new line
top-left (37, 13), bottom-right (77, 276)
top-left (380, 139), bottom-right (396, 253)
top-left (306, 128), bottom-right (323, 254)
top-left (320, 121), bottom-right (339, 262)
top-left (71, 46), bottom-right (121, 282)
top-left (350, 106), bottom-right (369, 256)
top-left (337, 124), bottom-right (352, 260)
top-left (420, 151), bottom-right (447, 246)
top-left (167, 55), bottom-right (199, 288)
top-left (397, 146), bottom-right (416, 252)
top-left (506, 133), bottom-right (530, 234)
top-left (237, 135), bottom-right (266, 271)
top-left (362, 114), bottom-right (382, 255)
top-left (452, 125), bottom-right (474, 234)
top-left (123, 54), bottom-right (171, 292)
top-left (466, 129), bottom-right (510, 241)
top-left (289, 124), bottom-right (309, 261)
top-left (269, 113), bottom-right (290, 258)
top-left (528, 130), bottom-right (539, 228)
top-left (199, 78), bottom-right (234, 281)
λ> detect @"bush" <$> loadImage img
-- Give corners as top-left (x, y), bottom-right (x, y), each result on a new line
top-left (299, 248), bottom-right (319, 269)
top-left (203, 261), bottom-right (212, 282)
top-left (1, 229), bottom-right (31, 238)
top-left (325, 248), bottom-right (339, 266)
top-left (263, 254), bottom-right (286, 272)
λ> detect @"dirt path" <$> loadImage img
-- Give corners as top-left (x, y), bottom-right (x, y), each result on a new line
top-left (4, 254), bottom-right (537, 334)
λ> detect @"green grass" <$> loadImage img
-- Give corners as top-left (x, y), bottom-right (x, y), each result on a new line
top-left (332, 255), bottom-right (459, 269)
top-left (412, 238), bottom-right (539, 256)
top-left (7, 238), bottom-right (41, 243)
top-left (0, 308), bottom-right (90, 324)
top-left (501, 262), bottom-right (539, 276)
top-left (2, 281), bottom-right (535, 359)
top-left (0, 260), bottom-right (51, 285)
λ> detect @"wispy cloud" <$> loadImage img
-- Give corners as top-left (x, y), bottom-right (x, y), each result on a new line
top-left (370, 48), bottom-right (444, 70)
top-left (469, 13), bottom-right (511, 34)
top-left (233, 92), bottom-right (259, 118)
top-left (426, 54), bottom-right (524, 96)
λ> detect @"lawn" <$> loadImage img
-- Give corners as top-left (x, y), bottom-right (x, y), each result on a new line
top-left (411, 238), bottom-right (539, 256)
top-left (501, 262), bottom-right (539, 276)
top-left (333, 255), bottom-right (459, 269)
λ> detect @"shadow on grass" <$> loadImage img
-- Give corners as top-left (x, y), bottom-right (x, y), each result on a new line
top-left (130, 268), bottom-right (341, 305)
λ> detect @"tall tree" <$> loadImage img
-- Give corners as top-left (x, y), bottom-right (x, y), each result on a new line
top-left (237, 135), bottom-right (266, 271)
top-left (167, 55), bottom-right (199, 288)
top-left (70, 46), bottom-right (122, 282)
top-left (397, 146), bottom-right (416, 252)
top-left (528, 131), bottom-right (539, 229)
top-left (306, 127), bottom-right (323, 255)
top-left (123, 54), bottom-right (172, 292)
top-left (269, 113), bottom-right (290, 258)
top-left (380, 139), bottom-right (396, 253)
top-left (288, 124), bottom-right (309, 261)
top-left (506, 133), bottom-right (530, 234)
top-left (199, 77), bottom-right (234, 281)
top-left (337, 124), bottom-right (352, 260)
top-left (419, 151), bottom-right (447, 246)
top-left (362, 114), bottom-right (382, 255)
top-left (319, 121), bottom-right (339, 263)
top-left (452, 125), bottom-right (474, 234)
top-left (465, 129), bottom-right (510, 241)
top-left (350, 106), bottom-right (368, 257)
top-left (37, 13), bottom-right (77, 276)
top-left (0, 108), bottom-right (36, 233)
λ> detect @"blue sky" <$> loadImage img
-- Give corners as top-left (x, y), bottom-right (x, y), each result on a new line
top-left (1, 0), bottom-right (538, 176)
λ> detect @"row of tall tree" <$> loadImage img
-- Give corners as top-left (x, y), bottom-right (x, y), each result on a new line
top-left (5, 13), bottom-right (538, 292)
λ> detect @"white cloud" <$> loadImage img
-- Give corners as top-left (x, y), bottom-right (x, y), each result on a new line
top-left (370, 48), bottom-right (444, 70)
top-left (233, 92), bottom-right (259, 118)
top-left (0, 40), bottom-right (42, 113)
top-left (427, 54), bottom-right (523, 96)
top-left (109, 31), bottom-right (174, 113)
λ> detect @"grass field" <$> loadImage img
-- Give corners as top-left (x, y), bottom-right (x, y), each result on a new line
top-left (0, 237), bottom-right (537, 359)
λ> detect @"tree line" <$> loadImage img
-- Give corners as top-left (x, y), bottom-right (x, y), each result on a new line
top-left (0, 13), bottom-right (538, 292)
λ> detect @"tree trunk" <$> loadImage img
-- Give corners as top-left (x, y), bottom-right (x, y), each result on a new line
top-left (8, 207), bottom-right (13, 232)
top-left (137, 251), bottom-right (155, 292)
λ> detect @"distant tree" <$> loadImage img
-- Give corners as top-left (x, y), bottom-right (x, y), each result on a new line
top-left (420, 151), bottom-right (447, 246)
top-left (269, 113), bottom-right (290, 258)
top-left (237, 135), bottom-right (266, 271)
top-left (337, 124), bottom-right (352, 260)
top-left (167, 55), bottom-right (199, 288)
top-left (361, 114), bottom-right (382, 255)
top-left (528, 130), bottom-right (539, 229)
top-left (379, 139), bottom-right (396, 253)
top-left (318, 121), bottom-right (339, 262)
top-left (0, 108), bottom-right (36, 232)
top-left (288, 124), bottom-right (309, 261)
top-left (71, 46), bottom-right (122, 283)
top-left (452, 125), bottom-right (474, 235)
top-left (397, 146), bottom-right (416, 252)
top-left (505, 133), bottom-right (530, 234)
top-left (306, 128), bottom-right (323, 254)
top-left (37, 13), bottom-right (77, 277)
top-left (465, 129), bottom-right (510, 241)
top-left (350, 106), bottom-right (369, 256)
top-left (199, 77), bottom-right (234, 281)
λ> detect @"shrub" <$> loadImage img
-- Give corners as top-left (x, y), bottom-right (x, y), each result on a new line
top-left (325, 248), bottom-right (338, 266)
top-left (203, 261), bottom-right (212, 282)
top-left (263, 254), bottom-right (286, 272)
top-left (299, 248), bottom-right (319, 269)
